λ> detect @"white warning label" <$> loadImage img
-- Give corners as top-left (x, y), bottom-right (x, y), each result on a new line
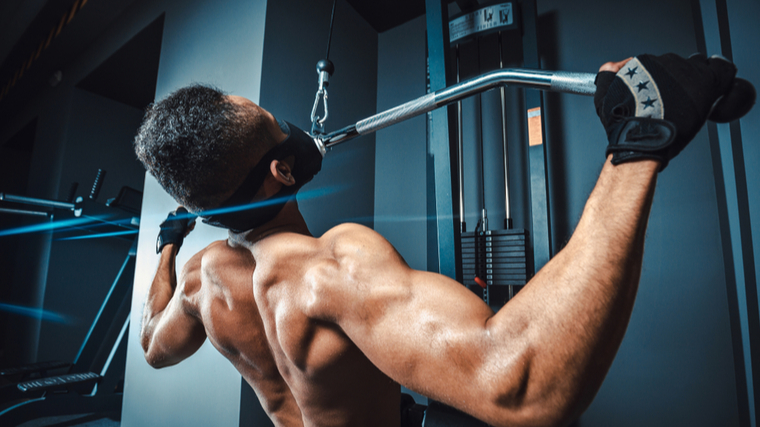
top-left (449, 3), bottom-right (514, 44)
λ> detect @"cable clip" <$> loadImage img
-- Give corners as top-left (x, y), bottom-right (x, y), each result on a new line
top-left (310, 59), bottom-right (334, 136)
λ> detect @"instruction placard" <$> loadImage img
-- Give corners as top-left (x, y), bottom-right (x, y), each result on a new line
top-left (449, 3), bottom-right (517, 45)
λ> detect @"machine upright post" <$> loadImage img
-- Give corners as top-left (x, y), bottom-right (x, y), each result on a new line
top-left (456, 45), bottom-right (466, 234)
top-left (425, 0), bottom-right (458, 280)
top-left (498, 32), bottom-right (512, 231)
top-left (521, 0), bottom-right (552, 275)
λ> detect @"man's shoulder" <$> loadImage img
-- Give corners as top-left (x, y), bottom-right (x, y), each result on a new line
top-left (319, 223), bottom-right (404, 270)
top-left (301, 223), bottom-right (410, 321)
top-left (320, 223), bottom-right (385, 246)
top-left (183, 239), bottom-right (251, 275)
top-left (191, 239), bottom-right (239, 260)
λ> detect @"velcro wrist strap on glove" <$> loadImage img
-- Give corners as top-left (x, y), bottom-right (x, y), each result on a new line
top-left (605, 118), bottom-right (676, 165)
top-left (156, 207), bottom-right (195, 254)
top-left (595, 53), bottom-right (737, 171)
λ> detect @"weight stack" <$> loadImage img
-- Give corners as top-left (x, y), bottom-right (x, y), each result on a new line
top-left (460, 228), bottom-right (528, 309)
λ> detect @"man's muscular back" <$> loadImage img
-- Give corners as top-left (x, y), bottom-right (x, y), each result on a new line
top-left (149, 240), bottom-right (303, 426)
top-left (175, 227), bottom-right (403, 427)
top-left (242, 225), bottom-right (402, 427)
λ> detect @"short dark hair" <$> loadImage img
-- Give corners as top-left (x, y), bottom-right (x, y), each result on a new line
top-left (134, 84), bottom-right (277, 211)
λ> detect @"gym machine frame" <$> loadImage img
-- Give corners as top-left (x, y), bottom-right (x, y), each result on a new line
top-left (314, 0), bottom-right (592, 285)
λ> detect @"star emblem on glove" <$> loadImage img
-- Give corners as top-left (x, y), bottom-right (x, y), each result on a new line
top-left (641, 96), bottom-right (658, 109)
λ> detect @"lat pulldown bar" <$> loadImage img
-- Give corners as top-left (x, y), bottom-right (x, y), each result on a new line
top-left (318, 68), bottom-right (596, 148)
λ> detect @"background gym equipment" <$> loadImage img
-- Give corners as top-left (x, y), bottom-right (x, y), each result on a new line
top-left (0, 169), bottom-right (142, 239)
top-left (0, 169), bottom-right (141, 424)
top-left (0, 241), bottom-right (135, 425)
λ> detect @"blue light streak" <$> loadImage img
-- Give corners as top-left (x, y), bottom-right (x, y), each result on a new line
top-left (0, 217), bottom-right (100, 237)
top-left (56, 229), bottom-right (138, 241)
top-left (197, 184), bottom-right (350, 217)
top-left (0, 303), bottom-right (70, 324)
top-left (53, 216), bottom-right (137, 234)
top-left (346, 214), bottom-right (454, 224)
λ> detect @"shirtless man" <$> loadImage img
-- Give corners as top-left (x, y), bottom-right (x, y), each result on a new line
top-left (135, 54), bottom-right (747, 426)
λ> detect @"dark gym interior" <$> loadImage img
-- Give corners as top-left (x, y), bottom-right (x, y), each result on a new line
top-left (0, 0), bottom-right (757, 426)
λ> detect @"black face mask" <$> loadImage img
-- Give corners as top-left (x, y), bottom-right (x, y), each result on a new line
top-left (200, 120), bottom-right (324, 233)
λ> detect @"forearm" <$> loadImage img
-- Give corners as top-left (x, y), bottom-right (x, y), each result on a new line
top-left (486, 157), bottom-right (658, 424)
top-left (141, 244), bottom-right (179, 352)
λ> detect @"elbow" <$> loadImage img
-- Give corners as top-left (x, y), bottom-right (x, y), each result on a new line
top-left (140, 321), bottom-right (165, 369)
top-left (482, 353), bottom-right (584, 427)
top-left (142, 345), bottom-right (163, 369)
top-left (142, 336), bottom-right (180, 369)
top-left (143, 351), bottom-right (161, 369)
top-left (143, 348), bottom-right (175, 369)
top-left (486, 391), bottom-right (581, 427)
top-left (141, 334), bottom-right (169, 369)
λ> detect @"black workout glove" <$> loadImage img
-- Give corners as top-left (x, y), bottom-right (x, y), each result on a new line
top-left (594, 53), bottom-right (737, 171)
top-left (156, 207), bottom-right (196, 254)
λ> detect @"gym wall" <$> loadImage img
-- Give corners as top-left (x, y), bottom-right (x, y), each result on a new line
top-left (723, 0), bottom-right (760, 334)
top-left (374, 14), bottom-right (429, 273)
top-left (258, 0), bottom-right (378, 237)
top-left (0, 0), bottom-right (756, 425)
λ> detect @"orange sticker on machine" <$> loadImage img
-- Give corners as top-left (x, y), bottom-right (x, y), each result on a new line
top-left (527, 107), bottom-right (542, 146)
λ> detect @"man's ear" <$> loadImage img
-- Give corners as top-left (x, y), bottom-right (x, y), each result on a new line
top-left (269, 159), bottom-right (295, 186)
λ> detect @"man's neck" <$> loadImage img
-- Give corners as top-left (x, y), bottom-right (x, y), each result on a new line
top-left (227, 200), bottom-right (311, 246)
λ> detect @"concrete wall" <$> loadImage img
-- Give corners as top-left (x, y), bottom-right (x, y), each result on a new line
top-left (728, 0), bottom-right (760, 279)
top-left (259, 0), bottom-right (378, 236)
top-left (374, 15), bottom-right (428, 272)
top-left (0, 89), bottom-right (72, 365)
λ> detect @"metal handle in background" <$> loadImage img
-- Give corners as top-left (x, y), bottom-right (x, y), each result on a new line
top-left (0, 207), bottom-right (50, 217)
top-left (0, 193), bottom-right (76, 211)
top-left (320, 68), bottom-right (597, 148)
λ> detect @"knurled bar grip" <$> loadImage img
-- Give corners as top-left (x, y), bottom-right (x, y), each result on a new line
top-left (549, 71), bottom-right (597, 95)
top-left (355, 93), bottom-right (437, 135)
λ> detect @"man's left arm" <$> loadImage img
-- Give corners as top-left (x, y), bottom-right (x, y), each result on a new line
top-left (140, 209), bottom-right (207, 368)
